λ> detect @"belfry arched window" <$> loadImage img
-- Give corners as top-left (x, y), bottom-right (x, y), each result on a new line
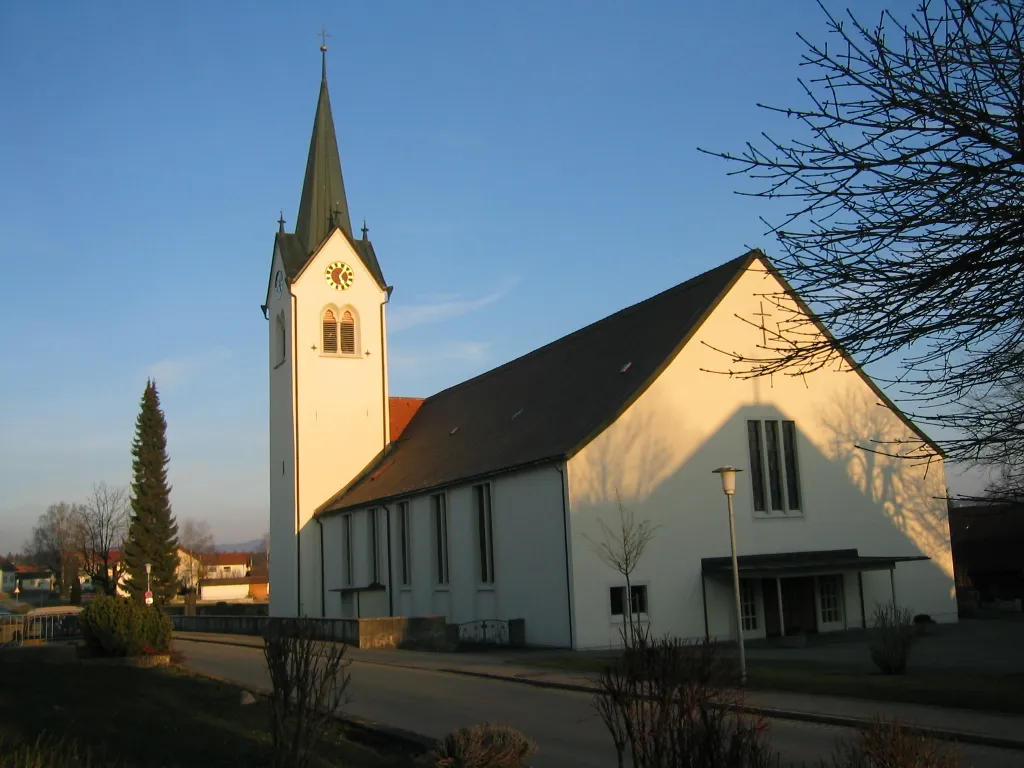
top-left (340, 310), bottom-right (356, 355)
top-left (322, 309), bottom-right (339, 354)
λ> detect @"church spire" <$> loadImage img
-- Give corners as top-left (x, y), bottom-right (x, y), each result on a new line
top-left (295, 36), bottom-right (353, 253)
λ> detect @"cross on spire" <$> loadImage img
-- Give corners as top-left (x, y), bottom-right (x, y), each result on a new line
top-left (361, 218), bottom-right (369, 239)
top-left (318, 25), bottom-right (331, 78)
top-left (278, 211), bottom-right (286, 233)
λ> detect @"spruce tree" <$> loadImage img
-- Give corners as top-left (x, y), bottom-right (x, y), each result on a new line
top-left (123, 379), bottom-right (179, 604)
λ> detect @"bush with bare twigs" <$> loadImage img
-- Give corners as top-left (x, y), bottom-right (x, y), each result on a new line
top-left (0, 734), bottom-right (119, 767)
top-left (594, 630), bottom-right (778, 768)
top-left (262, 618), bottom-right (352, 768)
top-left (868, 603), bottom-right (917, 675)
top-left (428, 723), bottom-right (537, 768)
top-left (823, 717), bottom-right (961, 768)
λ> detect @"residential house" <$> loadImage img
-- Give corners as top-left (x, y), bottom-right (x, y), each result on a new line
top-left (265, 50), bottom-right (957, 648)
top-left (948, 503), bottom-right (1024, 606)
top-left (203, 552), bottom-right (252, 580)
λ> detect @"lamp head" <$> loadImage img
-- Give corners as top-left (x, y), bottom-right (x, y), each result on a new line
top-left (712, 466), bottom-right (743, 496)
top-left (145, 563), bottom-right (152, 574)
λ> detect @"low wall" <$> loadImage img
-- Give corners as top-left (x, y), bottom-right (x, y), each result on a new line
top-left (171, 614), bottom-right (447, 650)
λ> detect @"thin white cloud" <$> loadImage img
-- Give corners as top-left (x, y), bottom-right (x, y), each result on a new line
top-left (145, 346), bottom-right (232, 390)
top-left (388, 278), bottom-right (519, 333)
top-left (389, 341), bottom-right (491, 378)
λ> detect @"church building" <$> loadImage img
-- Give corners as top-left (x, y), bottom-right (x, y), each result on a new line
top-left (264, 51), bottom-right (957, 649)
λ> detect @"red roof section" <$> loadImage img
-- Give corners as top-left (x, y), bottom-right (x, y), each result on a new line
top-left (389, 397), bottom-right (424, 441)
top-left (206, 552), bottom-right (251, 567)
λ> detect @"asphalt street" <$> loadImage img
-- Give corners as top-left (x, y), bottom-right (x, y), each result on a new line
top-left (177, 638), bottom-right (1020, 768)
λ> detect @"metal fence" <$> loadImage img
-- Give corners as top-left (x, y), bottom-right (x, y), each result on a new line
top-left (0, 610), bottom-right (81, 647)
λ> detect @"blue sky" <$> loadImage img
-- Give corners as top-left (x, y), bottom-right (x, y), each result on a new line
top-left (0, 0), bottom-right (982, 550)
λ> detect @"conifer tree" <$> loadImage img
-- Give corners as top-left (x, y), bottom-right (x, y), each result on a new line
top-left (123, 380), bottom-right (179, 604)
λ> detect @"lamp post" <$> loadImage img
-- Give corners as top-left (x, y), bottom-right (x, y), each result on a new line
top-left (144, 563), bottom-right (153, 606)
top-left (712, 466), bottom-right (746, 684)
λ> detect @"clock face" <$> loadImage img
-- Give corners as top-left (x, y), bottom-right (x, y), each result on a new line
top-left (325, 261), bottom-right (354, 290)
top-left (274, 271), bottom-right (285, 297)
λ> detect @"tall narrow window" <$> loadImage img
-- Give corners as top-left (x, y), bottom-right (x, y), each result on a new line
top-left (432, 493), bottom-right (449, 585)
top-left (368, 508), bottom-right (380, 583)
top-left (782, 421), bottom-right (801, 510)
top-left (764, 420), bottom-right (784, 511)
top-left (322, 309), bottom-right (338, 354)
top-left (740, 580), bottom-right (759, 631)
top-left (340, 310), bottom-right (356, 355)
top-left (342, 514), bottom-right (353, 586)
top-left (398, 501), bottom-right (411, 586)
top-left (475, 484), bottom-right (495, 584)
top-left (747, 421), bottom-right (766, 511)
top-left (818, 575), bottom-right (843, 625)
top-left (274, 313), bottom-right (286, 366)
top-left (747, 420), bottom-right (803, 515)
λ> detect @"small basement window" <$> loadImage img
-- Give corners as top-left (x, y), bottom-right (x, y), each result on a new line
top-left (609, 584), bottom-right (648, 617)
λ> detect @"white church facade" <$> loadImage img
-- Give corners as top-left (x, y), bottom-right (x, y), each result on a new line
top-left (265, 52), bottom-right (957, 649)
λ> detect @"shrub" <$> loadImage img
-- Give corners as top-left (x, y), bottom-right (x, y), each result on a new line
top-left (262, 618), bottom-right (351, 768)
top-left (430, 724), bottom-right (537, 768)
top-left (823, 717), bottom-right (960, 767)
top-left (79, 596), bottom-right (172, 657)
top-left (868, 603), bottom-right (917, 675)
top-left (594, 633), bottom-right (777, 768)
top-left (0, 733), bottom-right (119, 768)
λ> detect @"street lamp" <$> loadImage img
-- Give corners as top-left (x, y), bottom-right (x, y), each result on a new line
top-left (712, 466), bottom-right (747, 684)
top-left (144, 563), bottom-right (152, 605)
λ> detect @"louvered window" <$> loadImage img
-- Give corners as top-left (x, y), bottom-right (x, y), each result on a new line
top-left (322, 309), bottom-right (338, 354)
top-left (274, 313), bottom-right (286, 366)
top-left (341, 310), bottom-right (356, 354)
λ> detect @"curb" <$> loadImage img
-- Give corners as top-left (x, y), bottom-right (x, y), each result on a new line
top-left (182, 665), bottom-right (437, 755)
top-left (175, 634), bottom-right (1024, 753)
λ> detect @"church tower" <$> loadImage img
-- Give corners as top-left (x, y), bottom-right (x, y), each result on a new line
top-left (265, 45), bottom-right (392, 617)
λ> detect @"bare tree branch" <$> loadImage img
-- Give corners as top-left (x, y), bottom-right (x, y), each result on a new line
top-left (584, 490), bottom-right (659, 646)
top-left (702, 0), bottom-right (1024, 492)
top-left (178, 519), bottom-right (216, 591)
top-left (78, 482), bottom-right (129, 596)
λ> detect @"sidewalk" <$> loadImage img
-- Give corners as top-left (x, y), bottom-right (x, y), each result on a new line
top-left (175, 632), bottom-right (1024, 751)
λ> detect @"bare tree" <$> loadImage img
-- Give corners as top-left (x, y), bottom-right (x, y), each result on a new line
top-left (27, 502), bottom-right (81, 597)
top-left (77, 482), bottom-right (129, 596)
top-left (585, 491), bottom-right (658, 646)
top-left (703, 0), bottom-right (1024, 489)
top-left (263, 618), bottom-right (352, 768)
top-left (178, 518), bottom-right (215, 590)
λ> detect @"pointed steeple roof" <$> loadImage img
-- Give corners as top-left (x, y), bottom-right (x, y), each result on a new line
top-left (295, 48), bottom-right (352, 252)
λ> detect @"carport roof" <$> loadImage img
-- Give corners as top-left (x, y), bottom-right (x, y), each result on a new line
top-left (701, 549), bottom-right (929, 579)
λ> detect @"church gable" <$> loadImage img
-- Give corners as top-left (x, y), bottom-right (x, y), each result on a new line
top-left (290, 227), bottom-right (387, 293)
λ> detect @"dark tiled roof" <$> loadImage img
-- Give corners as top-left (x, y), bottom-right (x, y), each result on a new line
top-left (318, 251), bottom-right (759, 514)
top-left (276, 232), bottom-right (308, 280)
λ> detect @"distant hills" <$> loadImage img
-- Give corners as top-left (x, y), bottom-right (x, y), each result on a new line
top-left (216, 539), bottom-right (264, 553)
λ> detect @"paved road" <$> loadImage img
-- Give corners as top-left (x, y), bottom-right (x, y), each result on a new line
top-left (177, 639), bottom-right (1020, 768)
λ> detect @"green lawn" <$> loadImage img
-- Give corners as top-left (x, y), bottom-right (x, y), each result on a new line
top-left (0, 657), bottom-right (418, 768)
top-left (523, 654), bottom-right (1024, 714)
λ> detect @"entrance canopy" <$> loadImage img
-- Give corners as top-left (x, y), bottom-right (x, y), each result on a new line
top-left (701, 548), bottom-right (929, 579)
